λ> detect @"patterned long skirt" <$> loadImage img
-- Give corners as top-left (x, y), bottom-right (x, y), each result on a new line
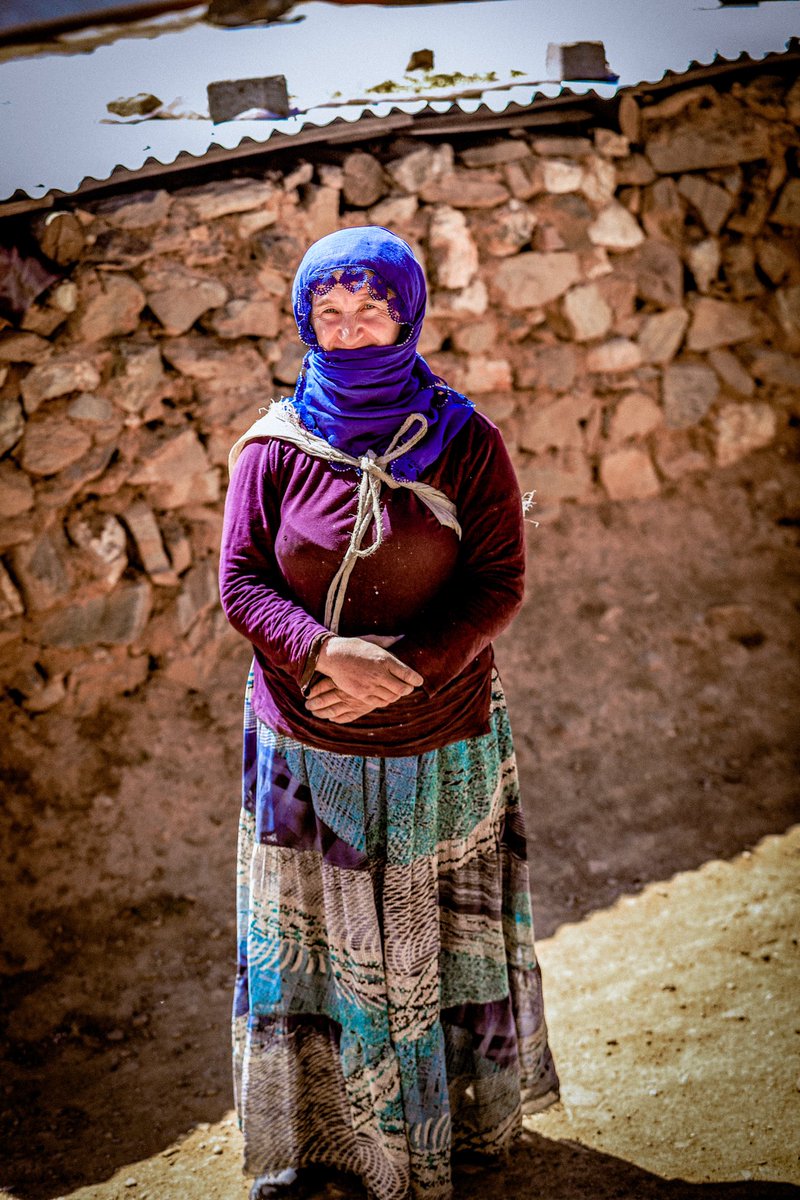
top-left (233, 666), bottom-right (559, 1200)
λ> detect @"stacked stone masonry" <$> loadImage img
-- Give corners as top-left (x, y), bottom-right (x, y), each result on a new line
top-left (1, 69), bottom-right (799, 714)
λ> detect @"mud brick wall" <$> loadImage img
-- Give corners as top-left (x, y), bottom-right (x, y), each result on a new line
top-left (1, 70), bottom-right (798, 716)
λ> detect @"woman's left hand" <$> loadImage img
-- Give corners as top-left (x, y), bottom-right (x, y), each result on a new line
top-left (305, 678), bottom-right (382, 723)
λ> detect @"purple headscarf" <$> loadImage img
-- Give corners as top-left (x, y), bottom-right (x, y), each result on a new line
top-left (289, 226), bottom-right (474, 482)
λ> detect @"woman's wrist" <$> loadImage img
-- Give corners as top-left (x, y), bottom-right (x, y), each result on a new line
top-left (300, 632), bottom-right (334, 693)
top-left (315, 634), bottom-right (340, 672)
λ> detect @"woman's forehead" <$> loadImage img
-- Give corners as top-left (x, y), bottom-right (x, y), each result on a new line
top-left (310, 282), bottom-right (390, 307)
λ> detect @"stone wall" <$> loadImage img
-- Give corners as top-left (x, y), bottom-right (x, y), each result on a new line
top-left (1, 68), bottom-right (798, 715)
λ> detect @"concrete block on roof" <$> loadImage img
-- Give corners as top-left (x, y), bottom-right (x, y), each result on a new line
top-left (546, 41), bottom-right (616, 83)
top-left (207, 75), bottom-right (289, 122)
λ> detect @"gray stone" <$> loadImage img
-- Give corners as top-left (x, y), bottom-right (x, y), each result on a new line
top-left (722, 242), bottom-right (763, 302)
top-left (634, 240), bottom-right (683, 308)
top-left (34, 210), bottom-right (85, 267)
top-left (0, 399), bottom-right (24, 457)
top-left (0, 562), bottom-right (24, 620)
top-left (123, 502), bottom-right (175, 582)
top-left (641, 177), bottom-right (684, 243)
top-left (608, 392), bottom-right (663, 442)
top-left (368, 196), bottom-right (418, 227)
top-left (542, 159), bottom-right (584, 194)
top-left (714, 402), bottom-right (777, 467)
top-left (387, 144), bottom-right (454, 193)
top-left (645, 115), bottom-right (770, 173)
top-left (41, 581), bottom-right (153, 647)
top-left (176, 561), bottom-right (218, 634)
top-left (461, 142), bottom-right (529, 168)
top-left (494, 252), bottom-right (581, 309)
top-left (504, 158), bottom-right (544, 201)
top-left (653, 428), bottom-right (710, 480)
top-left (771, 178), bottom-right (800, 228)
top-left (99, 190), bottom-right (172, 230)
top-left (20, 355), bottom-right (102, 414)
top-left (67, 393), bottom-right (116, 423)
top-left (637, 308), bottom-right (689, 365)
top-left (147, 278), bottom-right (229, 336)
top-left (71, 272), bottom-right (146, 342)
top-left (183, 178), bottom-right (280, 224)
top-left (687, 237), bottom-right (721, 294)
top-left (0, 332), bottom-right (51, 363)
top-left (11, 531), bottom-right (72, 612)
top-left (545, 40), bottom-right (612, 82)
top-left (586, 338), bottom-right (642, 373)
top-left (36, 444), bottom-right (116, 510)
top-left (595, 129), bottom-right (630, 158)
top-left (205, 298), bottom-right (281, 339)
top-left (461, 358), bottom-right (512, 394)
top-left (773, 284), bottom-right (800, 348)
top-left (615, 154), bottom-right (656, 186)
top-left (419, 171), bottom-right (509, 209)
top-left (163, 340), bottom-right (267, 390)
top-left (600, 447), bottom-right (660, 500)
top-left (477, 201), bottom-right (536, 258)
top-left (677, 175), bottom-right (733, 235)
top-left (747, 349), bottom-right (800, 390)
top-left (160, 515), bottom-right (192, 576)
top-left (428, 207), bottom-right (478, 289)
top-left (687, 298), bottom-right (755, 352)
top-left (66, 511), bottom-right (128, 587)
top-left (514, 343), bottom-right (577, 393)
top-left (128, 429), bottom-right (209, 489)
top-left (0, 460), bottom-right (34, 517)
top-left (428, 280), bottom-right (489, 318)
top-left (112, 343), bottom-right (167, 417)
top-left (342, 152), bottom-right (386, 207)
top-left (107, 92), bottom-right (161, 117)
top-left (530, 136), bottom-right (592, 158)
top-left (20, 416), bottom-right (93, 476)
top-left (207, 74), bottom-right (289, 122)
top-left (272, 343), bottom-right (306, 386)
top-left (662, 363), bottom-right (719, 428)
top-left (516, 447), bottom-right (593, 502)
top-left (588, 202), bottom-right (644, 251)
top-left (562, 284), bottom-right (613, 342)
top-left (758, 238), bottom-right (796, 288)
top-left (580, 155), bottom-right (617, 206)
top-left (302, 185), bottom-right (340, 241)
top-left (519, 393), bottom-right (598, 453)
top-left (708, 349), bottom-right (755, 397)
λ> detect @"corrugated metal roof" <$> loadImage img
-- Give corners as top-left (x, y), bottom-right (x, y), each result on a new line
top-left (1, 0), bottom-right (797, 207)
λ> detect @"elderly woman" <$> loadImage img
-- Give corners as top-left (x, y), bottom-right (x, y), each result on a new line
top-left (219, 226), bottom-right (558, 1200)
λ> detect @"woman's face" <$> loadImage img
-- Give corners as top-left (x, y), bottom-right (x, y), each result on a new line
top-left (310, 283), bottom-right (401, 351)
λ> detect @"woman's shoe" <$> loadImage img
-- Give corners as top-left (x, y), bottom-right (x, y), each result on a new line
top-left (249, 1166), bottom-right (329, 1199)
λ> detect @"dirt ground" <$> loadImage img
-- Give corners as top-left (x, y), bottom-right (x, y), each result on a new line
top-left (1, 436), bottom-right (799, 1200)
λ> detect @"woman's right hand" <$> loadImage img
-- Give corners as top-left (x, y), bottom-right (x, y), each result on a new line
top-left (314, 636), bottom-right (423, 707)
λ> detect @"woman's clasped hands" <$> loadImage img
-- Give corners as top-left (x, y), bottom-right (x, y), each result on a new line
top-left (305, 634), bottom-right (423, 724)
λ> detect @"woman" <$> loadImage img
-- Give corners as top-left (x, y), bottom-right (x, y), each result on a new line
top-left (219, 226), bottom-right (559, 1200)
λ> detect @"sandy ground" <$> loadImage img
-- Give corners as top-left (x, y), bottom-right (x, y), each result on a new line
top-left (1, 438), bottom-right (799, 1200)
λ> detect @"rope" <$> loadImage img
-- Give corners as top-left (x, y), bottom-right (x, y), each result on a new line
top-left (228, 403), bottom-right (461, 634)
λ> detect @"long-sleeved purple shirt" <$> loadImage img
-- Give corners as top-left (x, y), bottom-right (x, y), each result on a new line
top-left (219, 411), bottom-right (525, 756)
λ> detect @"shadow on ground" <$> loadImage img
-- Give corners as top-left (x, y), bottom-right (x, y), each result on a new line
top-left (456, 1133), bottom-right (800, 1198)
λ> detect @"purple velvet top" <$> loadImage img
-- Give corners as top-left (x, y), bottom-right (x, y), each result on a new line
top-left (219, 411), bottom-right (525, 756)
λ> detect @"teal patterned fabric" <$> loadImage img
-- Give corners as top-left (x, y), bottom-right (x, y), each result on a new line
top-left (233, 667), bottom-right (558, 1200)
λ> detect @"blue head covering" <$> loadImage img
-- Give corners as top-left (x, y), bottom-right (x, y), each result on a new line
top-left (289, 226), bottom-right (474, 481)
